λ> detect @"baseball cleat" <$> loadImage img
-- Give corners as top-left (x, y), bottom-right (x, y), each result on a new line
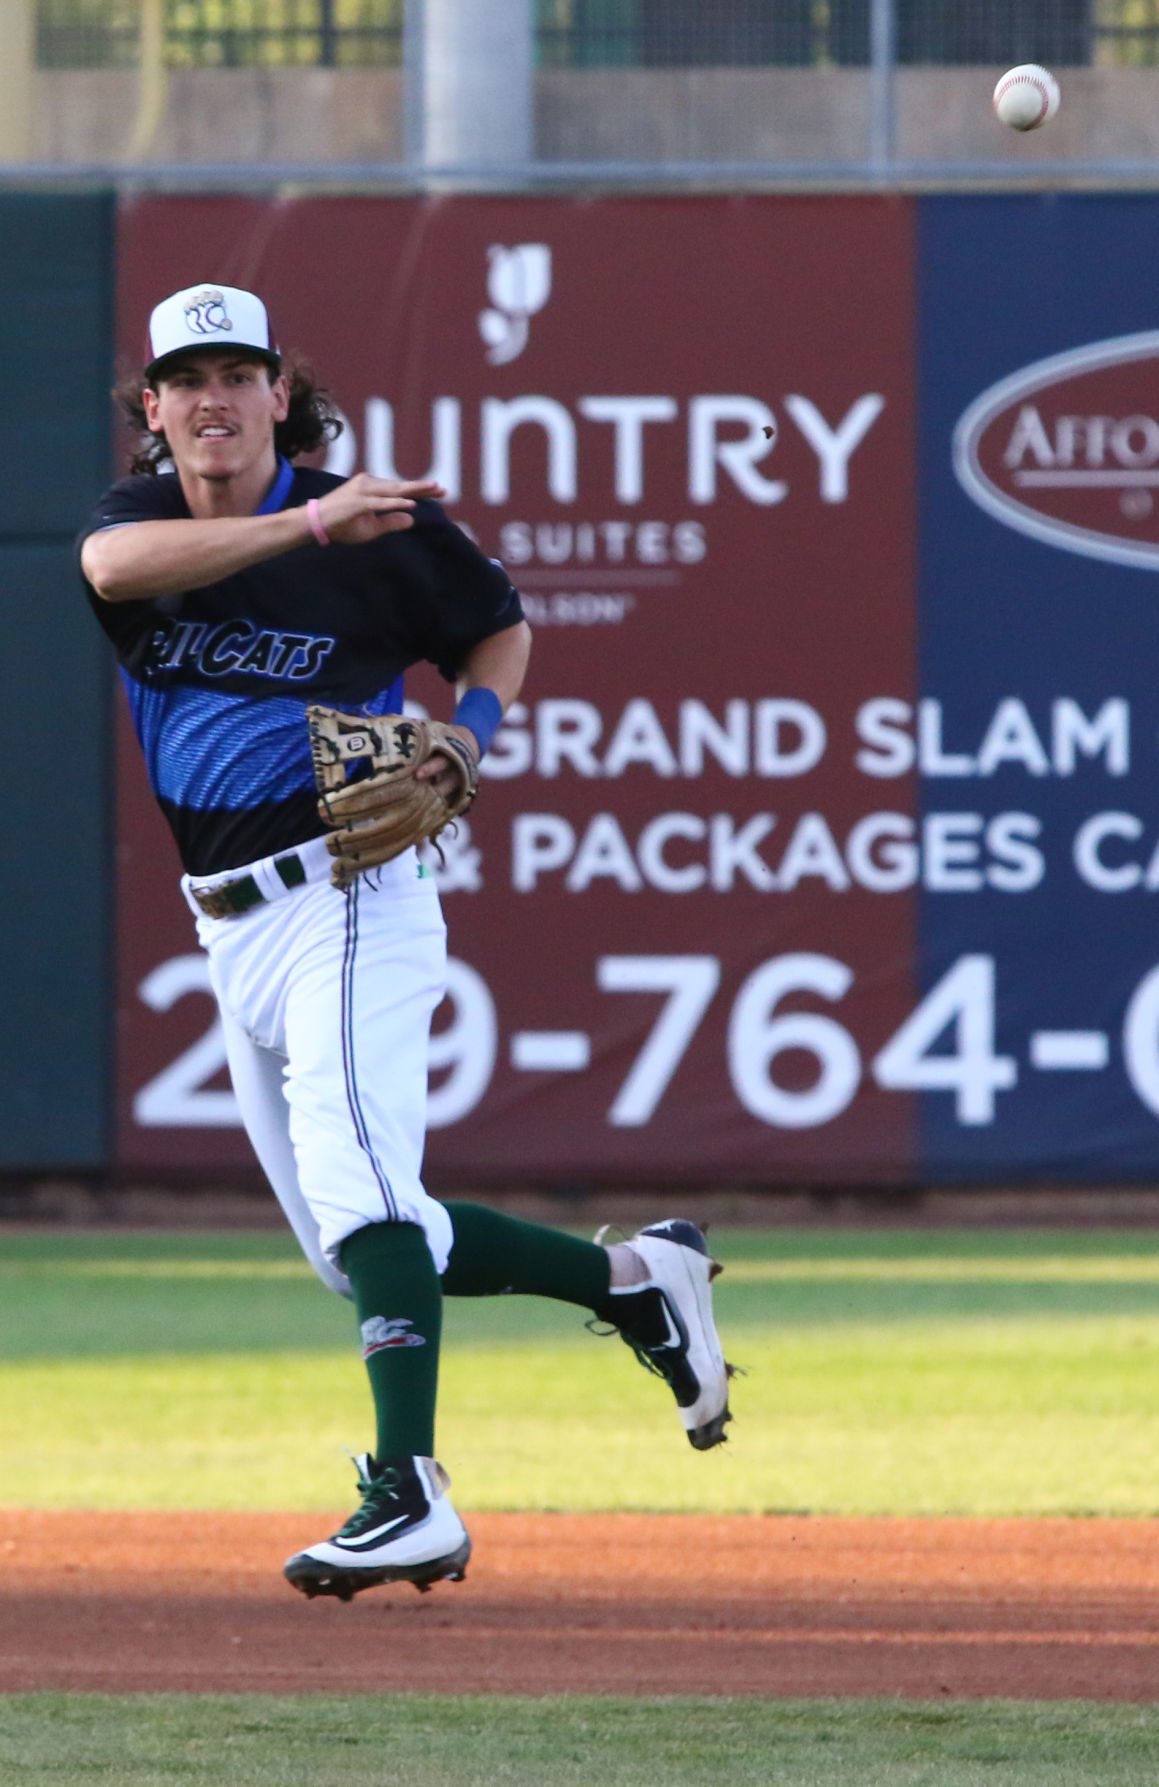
top-left (594, 1218), bottom-right (732, 1450)
top-left (284, 1453), bottom-right (471, 1600)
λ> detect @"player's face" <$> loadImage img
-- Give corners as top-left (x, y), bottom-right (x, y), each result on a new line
top-left (143, 352), bottom-right (290, 482)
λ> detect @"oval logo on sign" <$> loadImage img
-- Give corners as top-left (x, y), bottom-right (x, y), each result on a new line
top-left (953, 331), bottom-right (1159, 570)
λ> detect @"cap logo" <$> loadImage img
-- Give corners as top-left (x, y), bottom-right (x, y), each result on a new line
top-left (183, 288), bottom-right (234, 339)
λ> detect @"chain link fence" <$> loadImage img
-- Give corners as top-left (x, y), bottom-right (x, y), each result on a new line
top-left (35, 0), bottom-right (1159, 70)
top-left (538, 1), bottom-right (1103, 68)
top-left (12, 0), bottom-right (1159, 173)
top-left (36, 1), bottom-right (403, 68)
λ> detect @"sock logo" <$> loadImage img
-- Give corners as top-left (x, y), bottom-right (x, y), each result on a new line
top-left (360, 1316), bottom-right (426, 1357)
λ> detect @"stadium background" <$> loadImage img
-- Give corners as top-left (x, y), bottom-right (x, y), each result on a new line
top-left (4, 8), bottom-right (1159, 1780)
top-left (9, 3), bottom-right (1159, 1191)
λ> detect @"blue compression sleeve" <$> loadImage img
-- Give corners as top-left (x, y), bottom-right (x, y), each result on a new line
top-left (452, 686), bottom-right (503, 756)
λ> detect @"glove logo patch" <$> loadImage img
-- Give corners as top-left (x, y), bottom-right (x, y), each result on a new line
top-left (306, 704), bottom-right (480, 889)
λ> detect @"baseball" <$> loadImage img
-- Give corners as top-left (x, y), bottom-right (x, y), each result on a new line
top-left (993, 64), bottom-right (1060, 132)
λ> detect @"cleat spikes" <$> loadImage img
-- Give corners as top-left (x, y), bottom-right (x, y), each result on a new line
top-left (688, 1405), bottom-right (732, 1450)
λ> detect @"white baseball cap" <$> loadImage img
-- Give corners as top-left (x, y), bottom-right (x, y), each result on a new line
top-left (145, 283), bottom-right (281, 379)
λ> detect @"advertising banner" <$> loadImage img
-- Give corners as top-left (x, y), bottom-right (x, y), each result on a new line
top-left (917, 195), bottom-right (1159, 1179)
top-left (113, 193), bottom-right (917, 1182)
top-left (110, 191), bottom-right (1159, 1184)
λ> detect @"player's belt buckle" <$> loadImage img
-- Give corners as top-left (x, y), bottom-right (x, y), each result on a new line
top-left (190, 875), bottom-right (263, 920)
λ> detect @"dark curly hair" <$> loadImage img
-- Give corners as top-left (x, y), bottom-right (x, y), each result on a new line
top-left (112, 351), bottom-right (344, 475)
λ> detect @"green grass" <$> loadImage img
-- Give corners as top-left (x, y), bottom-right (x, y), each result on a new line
top-left (1, 1228), bottom-right (1158, 1513)
top-left (3, 1231), bottom-right (1156, 1783)
top-left (3, 1696), bottom-right (1158, 1787)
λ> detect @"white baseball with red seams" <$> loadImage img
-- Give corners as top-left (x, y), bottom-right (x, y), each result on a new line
top-left (993, 64), bottom-right (1061, 132)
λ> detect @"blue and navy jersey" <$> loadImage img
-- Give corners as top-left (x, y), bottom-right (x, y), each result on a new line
top-left (78, 461), bottom-right (523, 876)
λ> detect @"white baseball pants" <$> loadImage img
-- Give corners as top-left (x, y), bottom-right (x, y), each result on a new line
top-left (183, 835), bottom-right (454, 1294)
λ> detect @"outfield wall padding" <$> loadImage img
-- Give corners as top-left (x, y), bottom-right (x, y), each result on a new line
top-left (0, 192), bottom-right (115, 1169)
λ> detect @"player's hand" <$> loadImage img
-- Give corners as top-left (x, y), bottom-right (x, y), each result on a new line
top-left (312, 474), bottom-right (447, 545)
top-left (415, 723), bottom-right (480, 796)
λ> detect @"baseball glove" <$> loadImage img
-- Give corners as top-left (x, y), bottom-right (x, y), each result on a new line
top-left (307, 706), bottom-right (479, 888)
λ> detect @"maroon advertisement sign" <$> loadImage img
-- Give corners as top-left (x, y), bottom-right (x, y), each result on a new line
top-left (114, 195), bottom-right (918, 1183)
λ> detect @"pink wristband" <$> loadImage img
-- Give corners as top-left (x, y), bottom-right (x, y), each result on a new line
top-left (306, 498), bottom-right (331, 547)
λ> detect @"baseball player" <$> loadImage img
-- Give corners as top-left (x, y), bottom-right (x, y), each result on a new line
top-left (79, 282), bottom-right (732, 1602)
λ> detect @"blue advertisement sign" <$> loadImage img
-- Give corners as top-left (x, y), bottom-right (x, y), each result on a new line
top-left (917, 196), bottom-right (1159, 1178)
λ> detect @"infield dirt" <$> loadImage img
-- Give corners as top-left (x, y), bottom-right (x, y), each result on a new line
top-left (3, 1511), bottom-right (1156, 1700)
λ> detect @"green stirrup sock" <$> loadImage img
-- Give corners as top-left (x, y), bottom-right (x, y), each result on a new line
top-left (441, 1201), bottom-right (612, 1310)
top-left (339, 1221), bottom-right (442, 1460)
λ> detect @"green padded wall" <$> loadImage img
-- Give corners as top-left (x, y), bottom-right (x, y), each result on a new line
top-left (0, 191), bottom-right (115, 1167)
